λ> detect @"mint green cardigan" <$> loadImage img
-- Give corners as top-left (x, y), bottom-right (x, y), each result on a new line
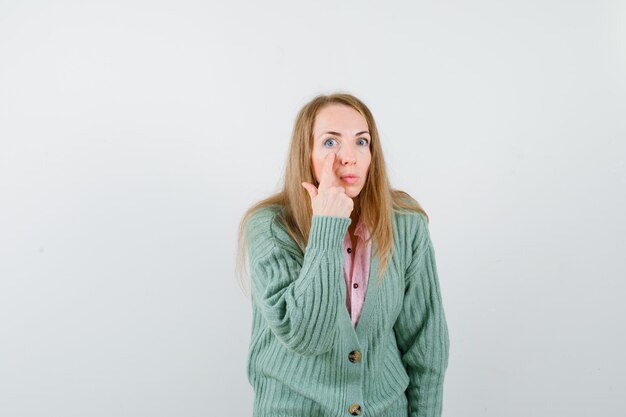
top-left (245, 205), bottom-right (449, 417)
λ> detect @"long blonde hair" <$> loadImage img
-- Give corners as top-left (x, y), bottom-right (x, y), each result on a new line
top-left (235, 92), bottom-right (428, 295)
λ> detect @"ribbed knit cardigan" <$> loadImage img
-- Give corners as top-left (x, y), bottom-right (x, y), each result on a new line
top-left (245, 205), bottom-right (449, 417)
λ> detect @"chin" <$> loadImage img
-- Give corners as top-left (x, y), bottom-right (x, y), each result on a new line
top-left (346, 189), bottom-right (363, 199)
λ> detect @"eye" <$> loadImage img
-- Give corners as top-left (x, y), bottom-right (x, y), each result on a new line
top-left (357, 138), bottom-right (369, 146)
top-left (323, 138), bottom-right (337, 148)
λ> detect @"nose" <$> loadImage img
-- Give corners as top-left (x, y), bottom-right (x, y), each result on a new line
top-left (337, 144), bottom-right (356, 165)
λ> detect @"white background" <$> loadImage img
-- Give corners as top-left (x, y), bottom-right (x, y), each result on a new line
top-left (1, 1), bottom-right (625, 416)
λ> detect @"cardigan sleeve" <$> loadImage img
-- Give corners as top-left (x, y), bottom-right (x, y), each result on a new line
top-left (246, 211), bottom-right (351, 356)
top-left (393, 215), bottom-right (450, 417)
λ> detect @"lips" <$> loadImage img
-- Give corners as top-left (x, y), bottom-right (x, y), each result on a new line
top-left (340, 175), bottom-right (359, 184)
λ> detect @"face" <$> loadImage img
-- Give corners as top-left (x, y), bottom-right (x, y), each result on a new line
top-left (311, 104), bottom-right (372, 199)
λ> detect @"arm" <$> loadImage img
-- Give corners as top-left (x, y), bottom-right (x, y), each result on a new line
top-left (393, 215), bottom-right (450, 417)
top-left (246, 211), bottom-right (350, 356)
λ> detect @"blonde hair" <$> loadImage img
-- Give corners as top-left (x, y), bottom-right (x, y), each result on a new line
top-left (235, 92), bottom-right (428, 295)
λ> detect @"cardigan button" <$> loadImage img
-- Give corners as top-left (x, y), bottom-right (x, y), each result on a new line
top-left (348, 350), bottom-right (362, 363)
top-left (349, 404), bottom-right (362, 415)
top-left (347, 247), bottom-right (352, 253)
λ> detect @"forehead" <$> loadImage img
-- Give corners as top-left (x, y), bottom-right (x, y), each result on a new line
top-left (313, 104), bottom-right (368, 134)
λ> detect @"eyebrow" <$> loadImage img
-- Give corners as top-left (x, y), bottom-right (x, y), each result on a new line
top-left (322, 130), bottom-right (370, 137)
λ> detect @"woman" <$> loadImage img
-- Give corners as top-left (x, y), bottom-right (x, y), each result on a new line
top-left (236, 93), bottom-right (449, 417)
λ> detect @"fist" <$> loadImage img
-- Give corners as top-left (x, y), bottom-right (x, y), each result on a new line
top-left (301, 153), bottom-right (354, 218)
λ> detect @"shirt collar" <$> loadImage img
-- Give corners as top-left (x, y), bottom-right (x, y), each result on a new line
top-left (354, 219), bottom-right (370, 240)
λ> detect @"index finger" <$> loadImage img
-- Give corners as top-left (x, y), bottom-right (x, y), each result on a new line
top-left (318, 152), bottom-right (337, 190)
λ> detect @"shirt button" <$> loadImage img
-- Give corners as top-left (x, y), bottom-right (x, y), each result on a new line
top-left (347, 247), bottom-right (352, 253)
top-left (349, 404), bottom-right (362, 415)
top-left (353, 283), bottom-right (358, 289)
top-left (348, 350), bottom-right (362, 363)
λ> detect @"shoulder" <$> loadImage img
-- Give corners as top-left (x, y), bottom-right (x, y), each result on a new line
top-left (246, 204), bottom-right (283, 241)
top-left (392, 207), bottom-right (429, 234)
top-left (392, 207), bottom-right (431, 254)
top-left (246, 204), bottom-right (301, 258)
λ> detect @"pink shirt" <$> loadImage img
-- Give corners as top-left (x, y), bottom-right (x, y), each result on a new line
top-left (342, 219), bottom-right (372, 327)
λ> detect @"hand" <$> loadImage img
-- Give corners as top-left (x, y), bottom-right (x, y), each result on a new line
top-left (301, 153), bottom-right (354, 218)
